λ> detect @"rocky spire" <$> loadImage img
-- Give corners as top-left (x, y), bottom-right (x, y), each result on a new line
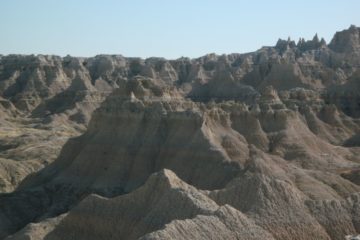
top-left (313, 33), bottom-right (320, 43)
top-left (297, 33), bottom-right (326, 51)
top-left (320, 37), bottom-right (326, 46)
top-left (275, 37), bottom-right (296, 53)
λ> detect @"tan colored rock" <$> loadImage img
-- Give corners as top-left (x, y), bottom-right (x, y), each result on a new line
top-left (2, 26), bottom-right (360, 240)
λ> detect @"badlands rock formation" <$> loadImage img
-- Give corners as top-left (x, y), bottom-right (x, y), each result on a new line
top-left (1, 26), bottom-right (360, 239)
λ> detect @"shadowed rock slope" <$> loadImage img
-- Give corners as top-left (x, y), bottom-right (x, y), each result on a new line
top-left (1, 26), bottom-right (360, 239)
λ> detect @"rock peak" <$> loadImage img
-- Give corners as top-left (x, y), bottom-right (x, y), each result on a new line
top-left (297, 33), bottom-right (326, 51)
top-left (329, 25), bottom-right (360, 52)
top-left (260, 85), bottom-right (281, 103)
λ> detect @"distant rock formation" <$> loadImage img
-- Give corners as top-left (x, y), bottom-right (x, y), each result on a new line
top-left (2, 25), bottom-right (360, 240)
top-left (329, 25), bottom-right (360, 52)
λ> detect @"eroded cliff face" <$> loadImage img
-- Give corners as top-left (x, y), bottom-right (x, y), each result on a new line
top-left (2, 26), bottom-right (360, 240)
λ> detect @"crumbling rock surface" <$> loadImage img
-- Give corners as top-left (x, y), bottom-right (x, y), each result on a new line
top-left (2, 26), bottom-right (360, 239)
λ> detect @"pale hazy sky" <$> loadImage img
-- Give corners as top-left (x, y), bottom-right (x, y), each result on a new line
top-left (1, 0), bottom-right (359, 59)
